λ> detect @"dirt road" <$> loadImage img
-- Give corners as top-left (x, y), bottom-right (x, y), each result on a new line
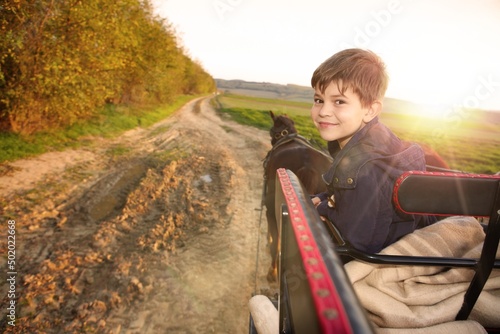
top-left (0, 97), bottom-right (278, 333)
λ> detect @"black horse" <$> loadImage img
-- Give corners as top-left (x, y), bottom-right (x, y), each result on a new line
top-left (263, 111), bottom-right (332, 281)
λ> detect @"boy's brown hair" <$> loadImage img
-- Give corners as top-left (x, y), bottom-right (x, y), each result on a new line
top-left (311, 48), bottom-right (389, 108)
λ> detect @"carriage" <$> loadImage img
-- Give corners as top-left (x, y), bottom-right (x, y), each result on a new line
top-left (250, 112), bottom-right (500, 333)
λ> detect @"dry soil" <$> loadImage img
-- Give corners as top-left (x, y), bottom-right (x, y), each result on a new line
top-left (0, 97), bottom-right (278, 333)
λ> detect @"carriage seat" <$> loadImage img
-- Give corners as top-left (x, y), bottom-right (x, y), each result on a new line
top-left (327, 170), bottom-right (500, 322)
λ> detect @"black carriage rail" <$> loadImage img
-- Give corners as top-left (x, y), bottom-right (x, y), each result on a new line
top-left (275, 168), bottom-right (374, 334)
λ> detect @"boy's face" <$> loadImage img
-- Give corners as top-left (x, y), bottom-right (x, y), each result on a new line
top-left (311, 81), bottom-right (379, 149)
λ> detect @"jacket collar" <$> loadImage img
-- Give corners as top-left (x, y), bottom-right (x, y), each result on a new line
top-left (322, 117), bottom-right (423, 189)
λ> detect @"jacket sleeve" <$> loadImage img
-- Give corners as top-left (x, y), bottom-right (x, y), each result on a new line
top-left (323, 165), bottom-right (394, 253)
top-left (312, 191), bottom-right (328, 202)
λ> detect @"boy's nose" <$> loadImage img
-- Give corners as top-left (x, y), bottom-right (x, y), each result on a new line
top-left (318, 103), bottom-right (333, 117)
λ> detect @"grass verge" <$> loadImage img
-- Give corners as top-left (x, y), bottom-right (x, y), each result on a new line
top-left (0, 95), bottom-right (197, 163)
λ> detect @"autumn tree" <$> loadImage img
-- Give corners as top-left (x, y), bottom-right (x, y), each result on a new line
top-left (0, 0), bottom-right (215, 135)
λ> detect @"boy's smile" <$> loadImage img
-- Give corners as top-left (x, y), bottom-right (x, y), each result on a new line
top-left (311, 81), bottom-right (380, 148)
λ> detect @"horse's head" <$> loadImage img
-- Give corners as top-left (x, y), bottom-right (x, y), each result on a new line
top-left (269, 111), bottom-right (297, 145)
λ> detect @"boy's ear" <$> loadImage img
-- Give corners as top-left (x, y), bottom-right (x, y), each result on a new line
top-left (363, 100), bottom-right (382, 122)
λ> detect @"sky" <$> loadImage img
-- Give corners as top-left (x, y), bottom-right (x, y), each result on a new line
top-left (151, 0), bottom-right (500, 115)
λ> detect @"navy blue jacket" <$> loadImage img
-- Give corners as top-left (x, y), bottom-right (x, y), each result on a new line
top-left (316, 117), bottom-right (436, 253)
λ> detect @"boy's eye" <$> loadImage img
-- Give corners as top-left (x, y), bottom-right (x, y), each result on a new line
top-left (335, 99), bottom-right (345, 105)
top-left (313, 98), bottom-right (323, 104)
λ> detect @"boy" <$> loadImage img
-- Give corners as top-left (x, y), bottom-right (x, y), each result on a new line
top-left (310, 48), bottom-right (436, 255)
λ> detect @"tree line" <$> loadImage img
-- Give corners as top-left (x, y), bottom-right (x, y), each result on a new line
top-left (0, 0), bottom-right (215, 135)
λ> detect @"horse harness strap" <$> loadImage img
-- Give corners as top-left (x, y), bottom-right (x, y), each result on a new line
top-left (262, 134), bottom-right (331, 179)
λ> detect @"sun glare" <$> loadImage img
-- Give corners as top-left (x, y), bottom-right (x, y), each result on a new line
top-left (413, 104), bottom-right (452, 120)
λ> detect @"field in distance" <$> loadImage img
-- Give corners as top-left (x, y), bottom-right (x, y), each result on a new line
top-left (214, 87), bottom-right (500, 174)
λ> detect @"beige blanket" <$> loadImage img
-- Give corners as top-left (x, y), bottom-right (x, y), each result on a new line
top-left (345, 216), bottom-right (500, 331)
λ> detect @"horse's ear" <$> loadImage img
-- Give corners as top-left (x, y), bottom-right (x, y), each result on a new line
top-left (269, 110), bottom-right (275, 121)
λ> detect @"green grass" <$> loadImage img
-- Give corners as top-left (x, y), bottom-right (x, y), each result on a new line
top-left (214, 94), bottom-right (327, 150)
top-left (215, 93), bottom-right (500, 174)
top-left (106, 144), bottom-right (133, 159)
top-left (0, 95), bottom-right (196, 163)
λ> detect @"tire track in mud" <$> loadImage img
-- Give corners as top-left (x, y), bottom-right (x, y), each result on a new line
top-left (0, 98), bottom-right (276, 333)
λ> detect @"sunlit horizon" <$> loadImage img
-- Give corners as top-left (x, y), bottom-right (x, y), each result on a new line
top-left (152, 0), bottom-right (500, 115)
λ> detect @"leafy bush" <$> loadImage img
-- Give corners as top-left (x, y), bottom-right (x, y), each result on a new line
top-left (0, 0), bottom-right (215, 135)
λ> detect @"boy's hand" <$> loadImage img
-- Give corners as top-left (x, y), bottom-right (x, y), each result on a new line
top-left (311, 196), bottom-right (328, 221)
top-left (311, 196), bottom-right (321, 208)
